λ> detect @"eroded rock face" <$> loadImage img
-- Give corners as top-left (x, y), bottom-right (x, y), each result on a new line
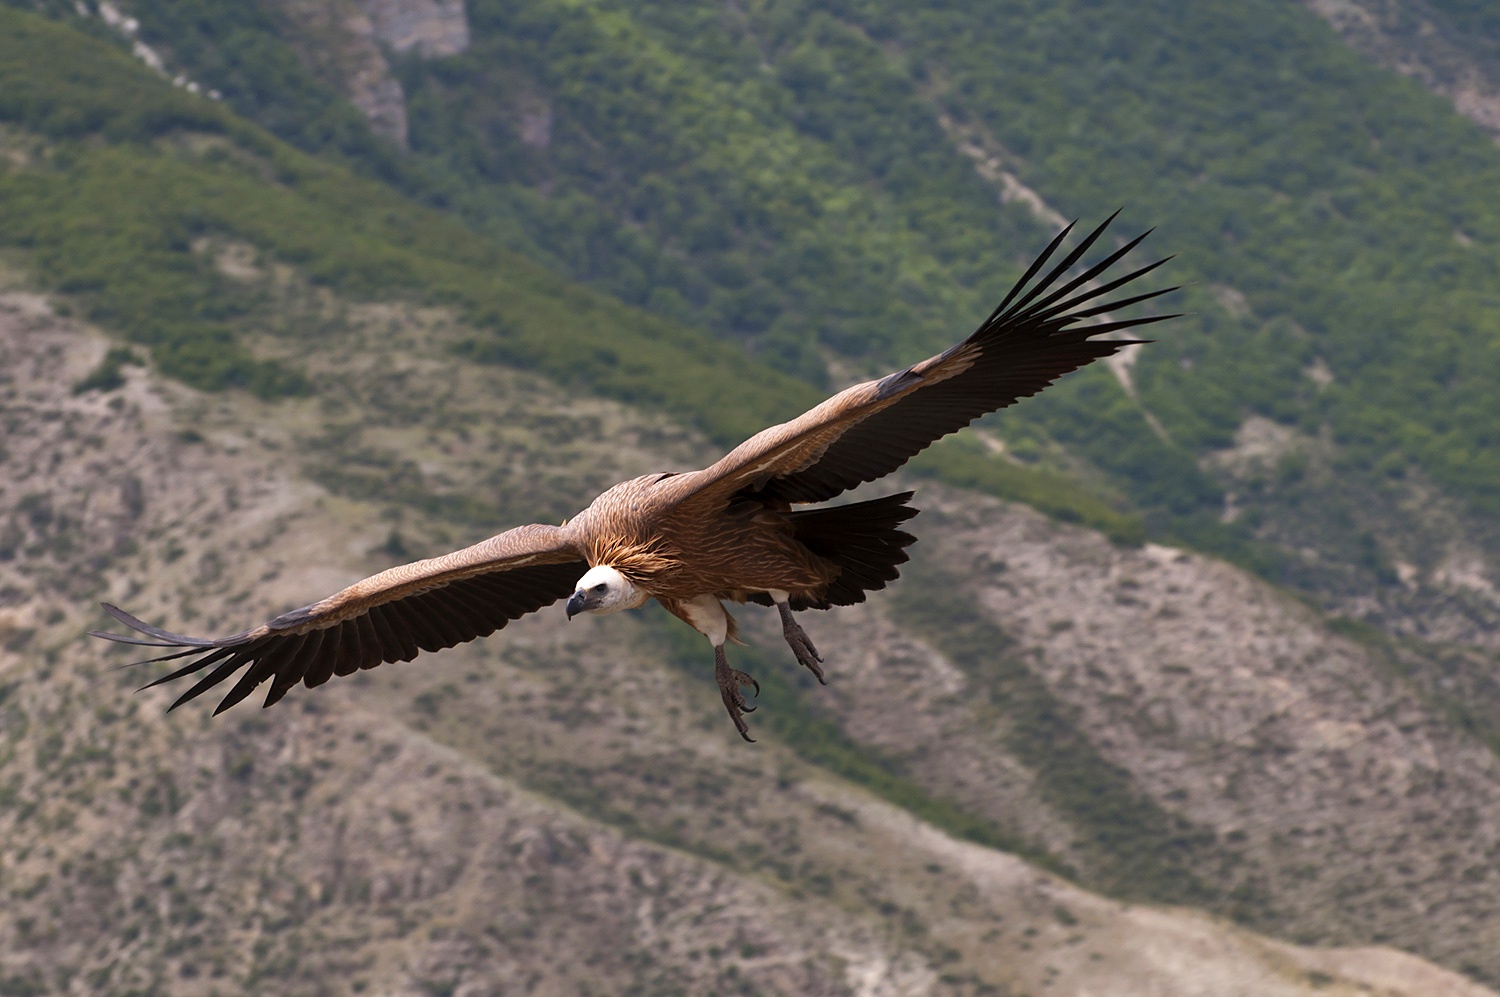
top-left (1305, 0), bottom-right (1500, 140)
top-left (267, 0), bottom-right (469, 146)
top-left (359, 0), bottom-right (469, 59)
top-left (269, 0), bottom-right (410, 145)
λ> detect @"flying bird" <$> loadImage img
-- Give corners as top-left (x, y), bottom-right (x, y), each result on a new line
top-left (92, 214), bottom-right (1176, 741)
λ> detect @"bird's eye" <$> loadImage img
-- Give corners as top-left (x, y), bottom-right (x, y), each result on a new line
top-left (593, 583), bottom-right (607, 593)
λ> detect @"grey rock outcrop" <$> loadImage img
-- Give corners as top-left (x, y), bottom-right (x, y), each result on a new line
top-left (359, 0), bottom-right (469, 59)
top-left (268, 0), bottom-right (470, 146)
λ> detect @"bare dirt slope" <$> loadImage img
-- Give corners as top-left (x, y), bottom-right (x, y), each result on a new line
top-left (1, 282), bottom-right (1495, 995)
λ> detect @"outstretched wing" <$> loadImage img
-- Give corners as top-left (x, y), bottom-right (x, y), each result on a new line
top-left (669, 213), bottom-right (1177, 509)
top-left (91, 524), bottom-right (587, 715)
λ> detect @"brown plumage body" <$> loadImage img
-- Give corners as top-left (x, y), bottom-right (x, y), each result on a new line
top-left (92, 214), bottom-right (1177, 741)
top-left (574, 473), bottom-right (834, 616)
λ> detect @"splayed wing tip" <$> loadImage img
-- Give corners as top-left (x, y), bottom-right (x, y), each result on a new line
top-left (990, 217), bottom-right (1079, 318)
top-left (88, 629), bottom-right (184, 649)
top-left (108, 646), bottom-right (205, 672)
top-left (1012, 214), bottom-right (1123, 313)
top-left (100, 603), bottom-right (218, 646)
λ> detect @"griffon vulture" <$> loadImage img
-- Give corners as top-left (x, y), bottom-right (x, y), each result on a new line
top-left (92, 214), bottom-right (1176, 741)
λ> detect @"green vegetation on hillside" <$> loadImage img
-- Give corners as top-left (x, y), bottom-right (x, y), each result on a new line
top-left (126, 0), bottom-right (409, 177)
top-left (1424, 0), bottom-right (1500, 59)
top-left (0, 8), bottom-right (815, 437)
top-left (881, 0), bottom-right (1500, 508)
top-left (0, 5), bottom-right (1136, 538)
top-left (26, 0), bottom-right (1500, 588)
top-left (380, 0), bottom-right (1500, 531)
top-left (410, 0), bottom-right (1052, 380)
top-left (4, 0), bottom-right (415, 181)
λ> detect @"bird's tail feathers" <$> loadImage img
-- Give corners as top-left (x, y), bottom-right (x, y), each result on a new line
top-left (772, 491), bottom-right (919, 610)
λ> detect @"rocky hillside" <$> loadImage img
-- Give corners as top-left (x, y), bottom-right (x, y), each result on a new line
top-left (2, 252), bottom-right (1498, 994)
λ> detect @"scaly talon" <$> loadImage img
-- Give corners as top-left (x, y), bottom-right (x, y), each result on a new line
top-left (728, 668), bottom-right (759, 711)
top-left (715, 646), bottom-right (759, 742)
top-left (778, 603), bottom-right (827, 684)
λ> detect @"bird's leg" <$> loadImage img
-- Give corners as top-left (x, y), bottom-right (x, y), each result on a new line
top-left (714, 643), bottom-right (760, 743)
top-left (776, 601), bottom-right (825, 684)
top-left (673, 595), bottom-right (758, 741)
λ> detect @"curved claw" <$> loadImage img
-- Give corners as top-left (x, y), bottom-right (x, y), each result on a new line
top-left (792, 638), bottom-right (826, 684)
top-left (733, 670), bottom-right (760, 711)
top-left (721, 685), bottom-right (756, 741)
top-left (714, 646), bottom-right (760, 742)
top-left (778, 604), bottom-right (827, 684)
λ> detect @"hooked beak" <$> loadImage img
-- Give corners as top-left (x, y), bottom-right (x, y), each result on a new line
top-left (565, 590), bottom-right (587, 620)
